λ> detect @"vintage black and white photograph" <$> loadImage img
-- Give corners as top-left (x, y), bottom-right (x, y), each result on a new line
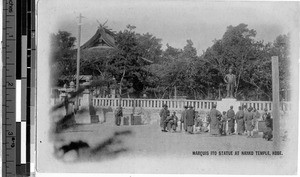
top-left (36, 0), bottom-right (299, 174)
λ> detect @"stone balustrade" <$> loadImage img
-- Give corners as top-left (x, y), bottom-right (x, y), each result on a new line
top-left (51, 96), bottom-right (290, 113)
top-left (92, 98), bottom-right (218, 111)
top-left (240, 101), bottom-right (290, 112)
top-left (91, 98), bottom-right (290, 112)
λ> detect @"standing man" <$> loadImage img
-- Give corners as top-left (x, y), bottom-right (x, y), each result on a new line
top-left (227, 106), bottom-right (235, 135)
top-left (220, 111), bottom-right (227, 135)
top-left (207, 104), bottom-right (222, 136)
top-left (252, 108), bottom-right (260, 131)
top-left (235, 106), bottom-right (245, 135)
top-left (180, 105), bottom-right (188, 132)
top-left (244, 107), bottom-right (255, 138)
top-left (115, 105), bottom-right (123, 126)
top-left (64, 93), bottom-right (76, 125)
top-left (160, 104), bottom-right (170, 132)
top-left (224, 67), bottom-right (237, 98)
top-left (242, 105), bottom-right (248, 134)
top-left (185, 105), bottom-right (196, 134)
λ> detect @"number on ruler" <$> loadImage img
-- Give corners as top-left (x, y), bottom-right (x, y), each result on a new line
top-left (8, 131), bottom-right (13, 135)
top-left (8, 0), bottom-right (14, 13)
top-left (6, 82), bottom-right (14, 87)
top-left (11, 137), bottom-right (15, 148)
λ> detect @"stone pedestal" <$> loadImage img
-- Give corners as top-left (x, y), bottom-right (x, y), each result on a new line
top-left (216, 98), bottom-right (240, 113)
top-left (80, 89), bottom-right (92, 109)
top-left (75, 89), bottom-right (92, 124)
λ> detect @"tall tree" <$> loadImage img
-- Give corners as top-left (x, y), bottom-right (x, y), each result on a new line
top-left (201, 23), bottom-right (264, 99)
top-left (50, 31), bottom-right (77, 86)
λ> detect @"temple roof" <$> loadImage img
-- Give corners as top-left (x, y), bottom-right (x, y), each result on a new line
top-left (80, 27), bottom-right (116, 50)
top-left (79, 26), bottom-right (153, 64)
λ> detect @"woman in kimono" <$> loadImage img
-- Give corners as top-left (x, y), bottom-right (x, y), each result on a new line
top-left (208, 104), bottom-right (222, 136)
top-left (244, 107), bottom-right (255, 137)
top-left (186, 105), bottom-right (196, 134)
top-left (220, 111), bottom-right (227, 135)
top-left (226, 106), bottom-right (235, 135)
top-left (235, 106), bottom-right (245, 135)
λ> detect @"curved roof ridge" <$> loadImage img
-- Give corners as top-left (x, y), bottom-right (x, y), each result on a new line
top-left (80, 27), bottom-right (116, 50)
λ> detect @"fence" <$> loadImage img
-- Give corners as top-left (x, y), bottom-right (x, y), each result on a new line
top-left (92, 98), bottom-right (290, 112)
top-left (240, 101), bottom-right (290, 112)
top-left (51, 96), bottom-right (290, 112)
top-left (92, 98), bottom-right (217, 111)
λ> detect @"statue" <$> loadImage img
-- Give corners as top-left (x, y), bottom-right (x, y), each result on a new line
top-left (224, 67), bottom-right (236, 98)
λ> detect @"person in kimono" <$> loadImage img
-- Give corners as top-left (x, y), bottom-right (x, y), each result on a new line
top-left (220, 111), bottom-right (227, 135)
top-left (115, 105), bottom-right (123, 126)
top-left (263, 112), bottom-right (273, 141)
top-left (235, 106), bottom-right (245, 135)
top-left (185, 105), bottom-right (196, 134)
top-left (244, 107), bottom-right (255, 137)
top-left (243, 105), bottom-right (248, 134)
top-left (226, 106), bottom-right (235, 135)
top-left (159, 104), bottom-right (170, 132)
top-left (63, 93), bottom-right (76, 125)
top-left (180, 105), bottom-right (188, 132)
top-left (166, 111), bottom-right (178, 132)
top-left (262, 108), bottom-right (269, 121)
top-left (252, 107), bottom-right (260, 131)
top-left (207, 104), bottom-right (222, 136)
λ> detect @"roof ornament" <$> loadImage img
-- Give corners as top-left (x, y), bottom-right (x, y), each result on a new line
top-left (97, 19), bottom-right (108, 30)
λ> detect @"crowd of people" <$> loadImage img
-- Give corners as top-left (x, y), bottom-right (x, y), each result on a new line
top-left (159, 104), bottom-right (273, 141)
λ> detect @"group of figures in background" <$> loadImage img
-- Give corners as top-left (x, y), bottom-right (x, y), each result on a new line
top-left (159, 103), bottom-right (273, 141)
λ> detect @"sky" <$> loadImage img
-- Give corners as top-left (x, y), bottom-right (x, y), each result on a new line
top-left (40, 0), bottom-right (299, 54)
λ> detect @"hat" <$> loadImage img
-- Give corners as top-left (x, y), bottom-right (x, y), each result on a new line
top-left (189, 105), bottom-right (193, 108)
top-left (163, 104), bottom-right (168, 108)
top-left (184, 105), bottom-right (188, 109)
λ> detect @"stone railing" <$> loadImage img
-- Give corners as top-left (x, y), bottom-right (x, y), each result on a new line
top-left (92, 98), bottom-right (217, 111)
top-left (92, 98), bottom-right (290, 112)
top-left (51, 96), bottom-right (290, 113)
top-left (240, 101), bottom-right (290, 112)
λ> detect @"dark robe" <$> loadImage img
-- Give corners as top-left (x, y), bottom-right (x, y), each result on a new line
top-left (262, 112), bottom-right (270, 121)
top-left (227, 109), bottom-right (235, 133)
top-left (159, 108), bottom-right (170, 128)
top-left (263, 118), bottom-right (273, 140)
top-left (167, 115), bottom-right (178, 131)
top-left (186, 109), bottom-right (195, 126)
top-left (115, 107), bottom-right (123, 126)
top-left (208, 108), bottom-right (222, 135)
top-left (244, 111), bottom-right (254, 131)
top-left (235, 110), bottom-right (245, 134)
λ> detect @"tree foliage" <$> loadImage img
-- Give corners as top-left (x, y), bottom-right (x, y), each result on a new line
top-left (50, 31), bottom-right (77, 86)
top-left (51, 23), bottom-right (290, 101)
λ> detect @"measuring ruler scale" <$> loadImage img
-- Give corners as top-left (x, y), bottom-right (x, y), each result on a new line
top-left (2, 0), bottom-right (35, 176)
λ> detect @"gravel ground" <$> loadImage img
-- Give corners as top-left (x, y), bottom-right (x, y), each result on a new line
top-left (56, 123), bottom-right (277, 160)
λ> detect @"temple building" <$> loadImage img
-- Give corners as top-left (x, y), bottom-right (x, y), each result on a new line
top-left (80, 26), bottom-right (116, 50)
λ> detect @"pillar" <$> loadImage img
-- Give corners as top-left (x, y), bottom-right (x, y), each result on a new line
top-left (272, 56), bottom-right (280, 149)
